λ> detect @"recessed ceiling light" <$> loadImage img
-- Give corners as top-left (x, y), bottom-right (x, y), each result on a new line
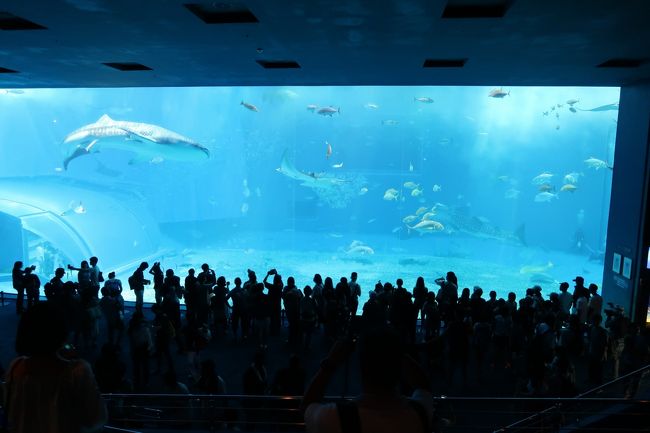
top-left (184, 3), bottom-right (259, 24)
top-left (441, 1), bottom-right (511, 19)
top-left (423, 59), bottom-right (467, 68)
top-left (103, 62), bottom-right (153, 71)
top-left (597, 58), bottom-right (645, 68)
top-left (256, 60), bottom-right (301, 69)
top-left (0, 12), bottom-right (46, 30)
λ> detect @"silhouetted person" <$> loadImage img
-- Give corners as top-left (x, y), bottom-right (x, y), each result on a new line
top-left (68, 260), bottom-right (92, 305)
top-left (302, 326), bottom-right (433, 433)
top-left (128, 262), bottom-right (150, 313)
top-left (89, 256), bottom-right (101, 299)
top-left (264, 269), bottom-right (283, 336)
top-left (12, 261), bottom-right (26, 314)
top-left (184, 268), bottom-right (198, 322)
top-left (5, 301), bottom-right (107, 432)
top-left (300, 286), bottom-right (318, 350)
top-left (349, 272), bottom-right (361, 317)
top-left (22, 265), bottom-right (41, 310)
top-left (284, 276), bottom-right (304, 347)
top-left (128, 310), bottom-right (153, 391)
top-left (44, 267), bottom-right (65, 302)
top-left (149, 261), bottom-right (164, 304)
top-left (227, 277), bottom-right (249, 340)
top-left (211, 276), bottom-right (229, 335)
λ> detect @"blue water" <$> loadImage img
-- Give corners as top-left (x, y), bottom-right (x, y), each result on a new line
top-left (0, 86), bottom-right (619, 304)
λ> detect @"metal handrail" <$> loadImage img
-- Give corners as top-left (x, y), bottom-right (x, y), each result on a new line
top-left (495, 363), bottom-right (650, 432)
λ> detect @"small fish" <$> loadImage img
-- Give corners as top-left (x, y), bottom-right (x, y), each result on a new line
top-left (563, 172), bottom-right (582, 184)
top-left (411, 188), bottom-right (423, 197)
top-left (328, 233), bottom-right (344, 238)
top-left (332, 162), bottom-right (343, 168)
top-left (478, 132), bottom-right (489, 136)
top-left (438, 138), bottom-right (452, 145)
top-left (557, 104), bottom-right (563, 108)
top-left (542, 111), bottom-right (549, 116)
top-left (391, 226), bottom-right (402, 233)
top-left (409, 161), bottom-right (414, 172)
top-left (432, 184), bottom-right (441, 192)
top-left (367, 218), bottom-right (377, 224)
top-left (414, 97), bottom-right (434, 103)
top-left (556, 125), bottom-right (560, 130)
top-left (421, 212), bottom-right (436, 221)
top-left (74, 203), bottom-right (86, 214)
top-left (241, 203), bottom-right (249, 214)
top-left (555, 112), bottom-right (559, 119)
top-left (504, 188), bottom-right (520, 199)
top-left (364, 103), bottom-right (379, 109)
top-left (488, 88), bottom-right (510, 98)
top-left (584, 157), bottom-right (611, 170)
top-left (359, 187), bottom-right (368, 195)
top-left (150, 156), bottom-right (164, 164)
top-left (326, 141), bottom-right (332, 159)
top-left (551, 106), bottom-right (555, 111)
top-left (566, 99), bottom-right (579, 106)
top-left (317, 106), bottom-right (340, 116)
top-left (534, 192), bottom-right (558, 202)
top-left (560, 184), bottom-right (577, 193)
top-left (402, 215), bottom-right (418, 224)
top-left (383, 188), bottom-right (399, 201)
top-left (382, 120), bottom-right (399, 126)
top-left (532, 172), bottom-right (553, 185)
top-left (569, 107), bottom-right (577, 113)
top-left (538, 183), bottom-right (555, 193)
top-left (415, 206), bottom-right (428, 216)
top-left (255, 187), bottom-right (262, 197)
top-left (241, 101), bottom-right (259, 112)
top-left (54, 167), bottom-right (64, 172)
top-left (306, 104), bottom-right (318, 112)
top-left (407, 220), bottom-right (444, 234)
top-left (404, 181), bottom-right (419, 189)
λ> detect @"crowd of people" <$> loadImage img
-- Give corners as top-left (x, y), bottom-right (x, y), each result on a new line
top-left (5, 257), bottom-right (650, 432)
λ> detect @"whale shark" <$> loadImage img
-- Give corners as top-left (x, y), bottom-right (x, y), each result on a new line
top-left (63, 114), bottom-right (209, 169)
top-left (276, 149), bottom-right (347, 189)
top-left (432, 202), bottom-right (526, 245)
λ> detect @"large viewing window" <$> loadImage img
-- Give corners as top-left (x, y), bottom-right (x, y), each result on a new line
top-left (0, 86), bottom-right (619, 303)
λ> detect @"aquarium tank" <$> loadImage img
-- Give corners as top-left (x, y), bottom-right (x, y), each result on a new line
top-left (0, 86), bottom-right (619, 305)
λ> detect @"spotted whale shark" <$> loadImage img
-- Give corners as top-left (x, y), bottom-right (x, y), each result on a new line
top-left (63, 114), bottom-right (209, 169)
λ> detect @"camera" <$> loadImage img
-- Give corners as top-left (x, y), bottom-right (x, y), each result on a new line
top-left (269, 268), bottom-right (277, 275)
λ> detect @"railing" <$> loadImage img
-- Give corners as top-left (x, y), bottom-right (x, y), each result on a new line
top-left (494, 363), bottom-right (650, 433)
top-left (102, 391), bottom-right (650, 432)
top-left (103, 393), bottom-right (305, 432)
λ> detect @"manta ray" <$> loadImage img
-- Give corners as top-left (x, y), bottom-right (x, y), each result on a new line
top-left (276, 149), bottom-right (347, 189)
top-left (577, 103), bottom-right (619, 112)
top-left (63, 114), bottom-right (209, 169)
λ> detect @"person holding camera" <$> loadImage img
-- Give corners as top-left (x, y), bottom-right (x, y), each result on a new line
top-left (302, 326), bottom-right (434, 433)
top-left (12, 261), bottom-right (27, 314)
top-left (128, 262), bottom-right (151, 313)
top-left (263, 268), bottom-right (283, 336)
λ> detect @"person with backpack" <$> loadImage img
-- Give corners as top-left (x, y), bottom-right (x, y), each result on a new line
top-left (302, 325), bottom-right (434, 433)
top-left (129, 262), bottom-right (150, 313)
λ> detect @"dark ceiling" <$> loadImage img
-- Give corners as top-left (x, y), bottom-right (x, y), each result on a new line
top-left (1, 0), bottom-right (650, 88)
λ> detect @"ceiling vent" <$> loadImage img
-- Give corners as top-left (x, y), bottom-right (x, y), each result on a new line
top-left (184, 3), bottom-right (259, 24)
top-left (423, 58), bottom-right (467, 68)
top-left (597, 58), bottom-right (645, 68)
top-left (256, 60), bottom-right (301, 69)
top-left (0, 66), bottom-right (18, 73)
top-left (441, 1), bottom-right (511, 18)
top-left (0, 12), bottom-right (46, 30)
top-left (103, 62), bottom-right (152, 71)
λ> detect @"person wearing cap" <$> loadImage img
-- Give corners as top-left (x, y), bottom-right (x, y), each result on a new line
top-left (558, 282), bottom-right (572, 316)
top-left (571, 276), bottom-right (588, 308)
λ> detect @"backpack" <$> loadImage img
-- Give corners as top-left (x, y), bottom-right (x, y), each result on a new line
top-left (128, 275), bottom-right (136, 290)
